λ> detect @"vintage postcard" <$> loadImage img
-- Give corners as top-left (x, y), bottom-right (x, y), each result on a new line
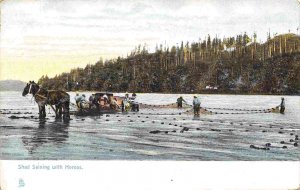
top-left (0, 0), bottom-right (299, 189)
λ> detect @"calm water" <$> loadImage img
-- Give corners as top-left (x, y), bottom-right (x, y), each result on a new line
top-left (0, 91), bottom-right (299, 160)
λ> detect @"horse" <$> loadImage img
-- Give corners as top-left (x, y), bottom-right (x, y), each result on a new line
top-left (22, 81), bottom-right (70, 120)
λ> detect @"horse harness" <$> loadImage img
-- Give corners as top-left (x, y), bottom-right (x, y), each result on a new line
top-left (33, 89), bottom-right (49, 105)
top-left (33, 88), bottom-right (61, 115)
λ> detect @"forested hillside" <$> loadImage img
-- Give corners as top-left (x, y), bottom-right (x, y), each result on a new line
top-left (38, 33), bottom-right (300, 94)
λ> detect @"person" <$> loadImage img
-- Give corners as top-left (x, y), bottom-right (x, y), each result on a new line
top-left (110, 97), bottom-right (120, 110)
top-left (88, 94), bottom-right (95, 109)
top-left (177, 96), bottom-right (187, 108)
top-left (103, 94), bottom-right (108, 105)
top-left (279, 97), bottom-right (285, 114)
top-left (122, 93), bottom-right (130, 112)
top-left (193, 96), bottom-right (201, 116)
top-left (92, 95), bottom-right (100, 111)
top-left (130, 93), bottom-right (139, 112)
top-left (74, 94), bottom-right (86, 109)
top-left (74, 93), bottom-right (81, 108)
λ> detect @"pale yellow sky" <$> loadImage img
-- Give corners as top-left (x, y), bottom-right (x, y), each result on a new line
top-left (0, 0), bottom-right (299, 82)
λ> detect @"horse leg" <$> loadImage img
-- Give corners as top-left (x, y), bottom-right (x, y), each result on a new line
top-left (54, 106), bottom-right (59, 118)
top-left (42, 106), bottom-right (46, 118)
top-left (54, 105), bottom-right (62, 119)
top-left (59, 106), bottom-right (62, 118)
top-left (38, 105), bottom-right (42, 118)
top-left (62, 101), bottom-right (70, 120)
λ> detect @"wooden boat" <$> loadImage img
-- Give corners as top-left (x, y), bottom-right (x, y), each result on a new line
top-left (71, 92), bottom-right (123, 116)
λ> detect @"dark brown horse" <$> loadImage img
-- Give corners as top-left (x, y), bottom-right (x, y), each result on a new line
top-left (22, 81), bottom-right (70, 119)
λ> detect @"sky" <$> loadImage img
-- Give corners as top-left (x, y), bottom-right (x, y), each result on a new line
top-left (0, 0), bottom-right (299, 82)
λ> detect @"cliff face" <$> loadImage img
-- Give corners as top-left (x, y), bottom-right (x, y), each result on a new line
top-left (38, 33), bottom-right (300, 94)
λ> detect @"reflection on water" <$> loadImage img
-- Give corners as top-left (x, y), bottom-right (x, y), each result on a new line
top-left (22, 119), bottom-right (69, 154)
top-left (0, 91), bottom-right (299, 160)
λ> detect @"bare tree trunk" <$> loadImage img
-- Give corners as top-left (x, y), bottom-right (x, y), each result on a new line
top-left (273, 40), bottom-right (276, 55)
top-left (284, 37), bottom-right (287, 54)
top-left (279, 37), bottom-right (282, 55)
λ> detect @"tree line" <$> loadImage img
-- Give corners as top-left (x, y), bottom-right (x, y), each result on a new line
top-left (38, 32), bottom-right (300, 94)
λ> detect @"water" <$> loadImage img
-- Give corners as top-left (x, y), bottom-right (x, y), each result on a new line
top-left (0, 91), bottom-right (299, 160)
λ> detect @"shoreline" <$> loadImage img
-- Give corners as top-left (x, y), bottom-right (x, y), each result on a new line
top-left (67, 91), bottom-right (300, 96)
top-left (1, 90), bottom-right (299, 96)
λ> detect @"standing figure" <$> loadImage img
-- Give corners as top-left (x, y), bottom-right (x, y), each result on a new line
top-left (122, 93), bottom-right (130, 112)
top-left (130, 93), bottom-right (139, 112)
top-left (193, 96), bottom-right (201, 116)
top-left (177, 96), bottom-right (187, 108)
top-left (279, 97), bottom-right (285, 114)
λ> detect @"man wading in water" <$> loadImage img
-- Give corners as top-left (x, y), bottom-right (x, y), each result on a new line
top-left (177, 96), bottom-right (187, 108)
top-left (193, 96), bottom-right (201, 116)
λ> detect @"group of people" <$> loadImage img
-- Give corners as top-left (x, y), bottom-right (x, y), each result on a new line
top-left (75, 92), bottom-right (285, 115)
top-left (177, 96), bottom-right (286, 115)
top-left (74, 93), bottom-right (87, 109)
top-left (122, 93), bottom-right (139, 112)
top-left (177, 96), bottom-right (201, 116)
top-left (74, 92), bottom-right (138, 112)
top-left (74, 93), bottom-right (119, 111)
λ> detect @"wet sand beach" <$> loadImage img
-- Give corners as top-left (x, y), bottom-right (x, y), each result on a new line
top-left (0, 92), bottom-right (299, 160)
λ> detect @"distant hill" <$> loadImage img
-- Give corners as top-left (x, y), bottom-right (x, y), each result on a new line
top-left (38, 32), bottom-right (300, 95)
top-left (0, 80), bottom-right (27, 91)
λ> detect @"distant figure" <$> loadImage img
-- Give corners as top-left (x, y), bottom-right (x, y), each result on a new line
top-left (88, 94), bottom-right (95, 109)
top-left (75, 94), bottom-right (86, 109)
top-left (130, 93), bottom-right (139, 112)
top-left (92, 95), bottom-right (100, 111)
top-left (193, 96), bottom-right (201, 116)
top-left (122, 93), bottom-right (130, 112)
top-left (177, 96), bottom-right (187, 108)
top-left (279, 97), bottom-right (285, 114)
top-left (110, 97), bottom-right (120, 110)
top-left (103, 94), bottom-right (108, 105)
top-left (74, 93), bottom-right (80, 108)
top-left (125, 93), bottom-right (129, 100)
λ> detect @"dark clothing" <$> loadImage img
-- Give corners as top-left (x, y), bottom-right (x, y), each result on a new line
top-left (89, 96), bottom-right (94, 109)
top-left (280, 99), bottom-right (285, 114)
top-left (280, 106), bottom-right (285, 114)
top-left (93, 98), bottom-right (100, 110)
top-left (193, 97), bottom-right (201, 116)
top-left (194, 104), bottom-right (200, 115)
top-left (177, 102), bottom-right (183, 108)
top-left (177, 97), bottom-right (186, 108)
top-left (121, 101), bottom-right (124, 112)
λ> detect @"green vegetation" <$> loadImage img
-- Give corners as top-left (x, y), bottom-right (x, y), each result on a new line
top-left (39, 33), bottom-right (300, 94)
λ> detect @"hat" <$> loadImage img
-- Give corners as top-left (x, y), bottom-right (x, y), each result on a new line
top-left (82, 94), bottom-right (86, 97)
top-left (194, 96), bottom-right (197, 98)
